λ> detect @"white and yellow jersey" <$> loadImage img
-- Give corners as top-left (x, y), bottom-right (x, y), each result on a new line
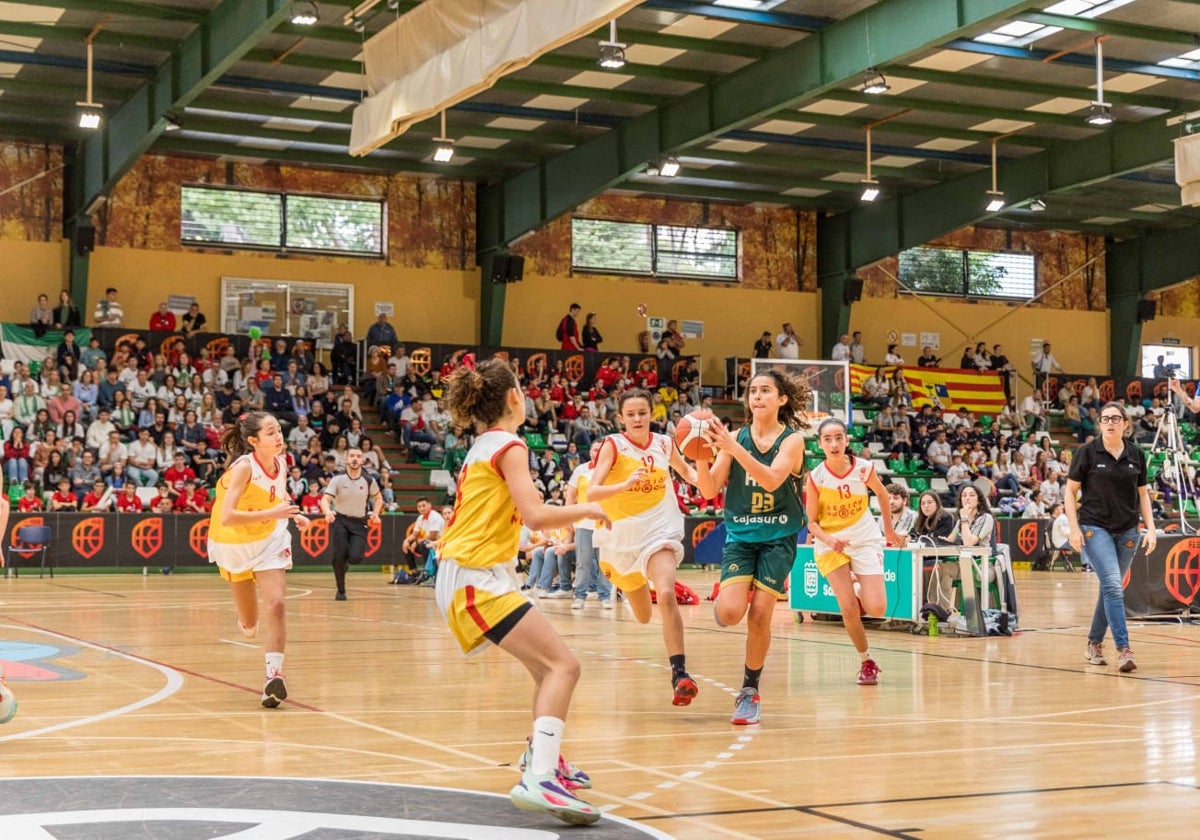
top-left (809, 456), bottom-right (877, 534)
top-left (209, 453), bottom-right (289, 546)
top-left (439, 430), bottom-right (525, 570)
top-left (597, 432), bottom-right (683, 552)
top-left (567, 461), bottom-right (597, 530)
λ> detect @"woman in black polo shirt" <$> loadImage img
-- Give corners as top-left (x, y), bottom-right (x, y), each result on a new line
top-left (1064, 402), bottom-right (1156, 673)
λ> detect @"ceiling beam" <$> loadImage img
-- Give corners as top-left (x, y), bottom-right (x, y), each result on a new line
top-left (945, 37), bottom-right (1199, 81)
top-left (10, 0), bottom-right (203, 20)
top-left (817, 115), bottom-right (1178, 280)
top-left (1015, 11), bottom-right (1200, 46)
top-left (818, 88), bottom-right (1108, 128)
top-left (637, 0), bottom-right (832, 31)
top-left (759, 107), bottom-right (1056, 148)
top-left (477, 0), bottom-right (1045, 252)
top-left (73, 0), bottom-right (296, 220)
top-left (620, 180), bottom-right (841, 208)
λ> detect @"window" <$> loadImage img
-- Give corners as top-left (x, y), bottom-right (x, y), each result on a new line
top-left (898, 246), bottom-right (1035, 299)
top-left (220, 277), bottom-right (353, 349)
top-left (181, 185), bottom-right (385, 257)
top-left (571, 218), bottom-right (739, 281)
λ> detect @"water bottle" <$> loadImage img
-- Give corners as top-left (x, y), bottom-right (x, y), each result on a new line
top-left (928, 614), bottom-right (939, 636)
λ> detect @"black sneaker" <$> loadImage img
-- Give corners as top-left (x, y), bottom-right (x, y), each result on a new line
top-left (262, 674), bottom-right (287, 708)
top-left (335, 591), bottom-right (347, 601)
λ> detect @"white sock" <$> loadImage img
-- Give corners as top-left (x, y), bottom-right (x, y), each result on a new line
top-left (529, 716), bottom-right (565, 776)
top-left (860, 649), bottom-right (871, 662)
top-left (265, 652), bottom-right (284, 678)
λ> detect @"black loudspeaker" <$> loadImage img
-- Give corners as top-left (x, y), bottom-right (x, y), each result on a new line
top-left (489, 255), bottom-right (510, 283)
top-left (75, 226), bottom-right (96, 256)
top-left (843, 277), bottom-right (864, 304)
top-left (1136, 300), bottom-right (1156, 322)
top-left (505, 254), bottom-right (524, 283)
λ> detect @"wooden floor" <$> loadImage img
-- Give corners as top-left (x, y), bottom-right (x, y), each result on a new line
top-left (1, 566), bottom-right (1199, 838)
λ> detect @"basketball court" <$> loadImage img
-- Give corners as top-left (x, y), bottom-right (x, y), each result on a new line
top-left (2, 568), bottom-right (1198, 838)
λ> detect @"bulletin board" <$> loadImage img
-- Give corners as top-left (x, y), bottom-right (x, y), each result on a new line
top-left (220, 278), bottom-right (354, 348)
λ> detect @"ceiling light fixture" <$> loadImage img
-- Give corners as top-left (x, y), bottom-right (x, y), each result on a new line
top-left (1029, 198), bottom-right (1047, 212)
top-left (76, 39), bottom-right (103, 130)
top-left (1086, 37), bottom-right (1114, 127)
top-left (291, 0), bottom-right (319, 26)
top-left (659, 157), bottom-right (681, 178)
top-left (984, 137), bottom-right (1005, 212)
top-left (861, 69), bottom-right (890, 95)
top-left (163, 112), bottom-right (182, 132)
top-left (432, 110), bottom-right (454, 163)
top-left (860, 126), bottom-right (880, 202)
top-left (598, 20), bottom-right (627, 69)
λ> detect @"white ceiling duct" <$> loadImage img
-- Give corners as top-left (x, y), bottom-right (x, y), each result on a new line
top-left (1175, 134), bottom-right (1200, 206)
top-left (350, 0), bottom-right (641, 157)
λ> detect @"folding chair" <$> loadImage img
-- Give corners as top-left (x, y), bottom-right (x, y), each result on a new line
top-left (6, 525), bottom-right (53, 579)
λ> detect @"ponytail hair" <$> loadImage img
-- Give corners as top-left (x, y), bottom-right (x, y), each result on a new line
top-left (220, 410), bottom-right (272, 460)
top-left (445, 358), bottom-right (517, 430)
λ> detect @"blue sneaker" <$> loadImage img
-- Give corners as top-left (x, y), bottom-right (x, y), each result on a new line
top-left (518, 740), bottom-right (592, 790)
top-left (510, 772), bottom-right (600, 825)
top-left (731, 686), bottom-right (761, 725)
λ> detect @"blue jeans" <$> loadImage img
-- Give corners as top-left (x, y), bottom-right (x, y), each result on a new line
top-left (536, 547), bottom-right (575, 591)
top-left (4, 458), bottom-right (28, 483)
top-left (1084, 525), bottom-right (1139, 650)
top-left (572, 528), bottom-right (612, 600)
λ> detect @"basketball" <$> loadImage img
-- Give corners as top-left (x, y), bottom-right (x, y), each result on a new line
top-left (0, 681), bottom-right (17, 725)
top-left (674, 409), bottom-right (715, 461)
top-left (248, 326), bottom-right (262, 340)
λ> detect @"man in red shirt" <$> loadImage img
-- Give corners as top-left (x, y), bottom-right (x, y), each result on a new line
top-left (149, 302), bottom-right (177, 332)
top-left (557, 303), bottom-right (583, 350)
top-left (17, 484), bottom-right (42, 512)
top-left (115, 483), bottom-right (144, 513)
top-left (162, 453), bottom-right (196, 501)
top-left (81, 479), bottom-right (113, 512)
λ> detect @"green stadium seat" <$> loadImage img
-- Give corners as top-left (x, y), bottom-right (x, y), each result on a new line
top-left (908, 477), bottom-right (930, 493)
top-left (524, 433), bottom-right (546, 450)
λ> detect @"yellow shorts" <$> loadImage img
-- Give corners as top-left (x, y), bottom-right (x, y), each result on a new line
top-left (599, 539), bottom-right (684, 592)
top-left (435, 557), bottom-right (529, 656)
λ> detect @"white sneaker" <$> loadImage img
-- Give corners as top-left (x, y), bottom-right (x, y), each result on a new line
top-left (547, 589), bottom-right (572, 599)
top-left (571, 598), bottom-right (585, 610)
top-left (601, 597), bottom-right (614, 610)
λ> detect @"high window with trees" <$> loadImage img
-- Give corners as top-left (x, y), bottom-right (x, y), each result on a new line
top-left (897, 246), bottom-right (1036, 299)
top-left (571, 218), bottom-right (739, 281)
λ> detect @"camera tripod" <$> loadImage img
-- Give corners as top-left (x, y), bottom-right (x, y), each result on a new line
top-left (1151, 386), bottom-right (1197, 535)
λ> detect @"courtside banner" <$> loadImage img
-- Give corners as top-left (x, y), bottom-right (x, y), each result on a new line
top-left (848, 364), bottom-right (1006, 414)
top-left (1124, 534), bottom-right (1200, 617)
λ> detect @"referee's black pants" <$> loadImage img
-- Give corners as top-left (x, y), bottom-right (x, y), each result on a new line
top-left (331, 514), bottom-right (367, 596)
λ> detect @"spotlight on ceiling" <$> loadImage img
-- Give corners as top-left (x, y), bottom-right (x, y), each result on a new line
top-left (1085, 103), bottom-right (1114, 126)
top-left (78, 106), bottom-right (102, 130)
top-left (598, 20), bottom-right (627, 69)
top-left (659, 157), bottom-right (681, 178)
top-left (1029, 198), bottom-right (1047, 212)
top-left (860, 179), bottom-right (880, 202)
top-left (985, 191), bottom-right (1006, 213)
top-left (432, 110), bottom-right (454, 163)
top-left (861, 69), bottom-right (890, 95)
top-left (291, 0), bottom-right (319, 26)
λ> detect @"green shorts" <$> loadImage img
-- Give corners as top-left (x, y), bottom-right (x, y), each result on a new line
top-left (720, 536), bottom-right (797, 598)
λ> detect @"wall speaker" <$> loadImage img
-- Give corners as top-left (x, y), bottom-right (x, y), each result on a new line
top-left (505, 254), bottom-right (525, 283)
top-left (489, 255), bottom-right (510, 283)
top-left (1136, 300), bottom-right (1156, 322)
top-left (75, 226), bottom-right (96, 256)
top-left (843, 277), bottom-right (864, 304)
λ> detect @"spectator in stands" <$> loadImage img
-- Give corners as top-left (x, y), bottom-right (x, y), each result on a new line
top-left (330, 329), bottom-right (357, 385)
top-left (126, 427), bottom-right (159, 487)
top-left (50, 477), bottom-right (78, 511)
top-left (991, 344), bottom-right (1016, 401)
top-left (149, 482), bottom-right (173, 514)
top-left (97, 368), bottom-right (125, 411)
top-left (926, 429), bottom-right (952, 476)
top-left (30, 293), bottom-right (53, 336)
top-left (28, 408), bottom-right (53, 442)
top-left (17, 482), bottom-right (41, 512)
top-left (57, 409), bottom-right (85, 443)
top-left (263, 374), bottom-right (297, 428)
top-left (580, 312), bottom-right (603, 352)
top-left (1080, 377), bottom-right (1103, 412)
top-left (993, 451), bottom-right (1021, 498)
top-left (98, 427), bottom-right (127, 475)
top-left (47, 383), bottom-right (81, 426)
top-left (1078, 406), bottom-right (1098, 443)
top-left (849, 331), bottom-right (865, 364)
top-left (830, 333), bottom-right (852, 362)
top-left (3, 427), bottom-right (31, 483)
top-left (93, 287), bottom-right (124, 327)
top-left (751, 330), bottom-right (773, 359)
top-left (776, 322), bottom-right (802, 360)
top-left (1032, 341), bottom-right (1063, 395)
top-left (554, 303), bottom-right (584, 351)
top-left (661, 319), bottom-right (687, 355)
top-left (946, 453), bottom-right (972, 498)
top-left (38, 367), bottom-right (62, 401)
top-left (884, 344), bottom-right (905, 365)
top-left (81, 478), bottom-right (113, 513)
top-left (14, 381), bottom-right (45, 427)
top-left (113, 395), bottom-right (136, 438)
top-left (366, 313), bottom-right (398, 351)
top-left (51, 290), bottom-right (81, 330)
top-left (38, 445), bottom-right (65, 494)
top-left (73, 370), bottom-right (98, 420)
top-left (80, 336), bottom-right (105, 371)
top-left (163, 452), bottom-right (195, 502)
top-left (53, 330), bottom-right (81, 382)
top-left (176, 478), bottom-right (211, 514)
top-left (115, 482), bottom-right (143, 513)
top-left (148, 302), bottom-right (175, 332)
top-left (917, 346), bottom-right (940, 368)
top-left (862, 367), bottom-right (891, 407)
top-left (69, 450), bottom-right (101, 499)
top-left (180, 302), bottom-right (206, 338)
top-left (1021, 390), bottom-right (1046, 432)
top-left (959, 346), bottom-right (976, 369)
top-left (0, 385), bottom-right (12, 439)
top-left (997, 397), bottom-right (1025, 434)
top-left (269, 338), bottom-right (290, 372)
top-left (971, 342), bottom-right (992, 372)
top-left (1064, 395), bottom-right (1083, 436)
top-left (881, 483), bottom-right (915, 542)
top-left (290, 339), bottom-right (315, 375)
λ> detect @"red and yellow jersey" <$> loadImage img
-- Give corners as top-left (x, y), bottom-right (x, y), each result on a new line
top-left (597, 432), bottom-right (683, 551)
top-left (209, 453), bottom-right (289, 545)
top-left (809, 456), bottom-right (875, 533)
top-left (439, 430), bottom-right (525, 569)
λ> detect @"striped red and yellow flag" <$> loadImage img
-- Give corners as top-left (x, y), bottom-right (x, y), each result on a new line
top-left (849, 364), bottom-right (1006, 415)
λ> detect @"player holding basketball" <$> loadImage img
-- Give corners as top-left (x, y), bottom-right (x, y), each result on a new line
top-left (437, 357), bottom-right (609, 826)
top-left (695, 370), bottom-right (809, 724)
top-left (588, 388), bottom-right (702, 707)
top-left (208, 411), bottom-right (311, 708)
top-left (806, 418), bottom-right (898, 685)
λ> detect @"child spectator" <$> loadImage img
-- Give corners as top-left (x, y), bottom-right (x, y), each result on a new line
top-left (50, 477), bottom-right (79, 511)
top-left (163, 452), bottom-right (196, 501)
top-left (116, 483), bottom-right (144, 513)
top-left (81, 479), bottom-right (114, 513)
top-left (300, 480), bottom-right (325, 515)
top-left (18, 482), bottom-right (42, 512)
top-left (175, 479), bottom-right (211, 514)
top-left (151, 483), bottom-right (174, 514)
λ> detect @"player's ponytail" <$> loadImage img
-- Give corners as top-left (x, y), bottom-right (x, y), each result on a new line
top-left (220, 410), bottom-right (270, 460)
top-left (445, 358), bottom-right (516, 430)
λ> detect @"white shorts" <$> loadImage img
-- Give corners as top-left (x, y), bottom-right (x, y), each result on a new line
top-left (813, 517), bottom-right (885, 578)
top-left (599, 539), bottom-right (684, 592)
top-left (435, 557), bottom-right (530, 656)
top-left (208, 527), bottom-right (293, 582)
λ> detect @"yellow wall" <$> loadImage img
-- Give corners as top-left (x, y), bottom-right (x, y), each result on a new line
top-left (501, 272), bottom-right (820, 385)
top-left (0, 238), bottom-right (69, 322)
top-left (85, 246), bottom-right (479, 344)
top-left (849, 296), bottom-right (1109, 381)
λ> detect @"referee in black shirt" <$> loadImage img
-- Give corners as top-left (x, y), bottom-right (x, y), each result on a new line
top-left (319, 447), bottom-right (382, 601)
top-left (1065, 402), bottom-right (1156, 674)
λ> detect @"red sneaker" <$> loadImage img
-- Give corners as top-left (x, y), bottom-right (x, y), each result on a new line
top-left (856, 658), bottom-right (880, 686)
top-left (672, 674), bottom-right (699, 706)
